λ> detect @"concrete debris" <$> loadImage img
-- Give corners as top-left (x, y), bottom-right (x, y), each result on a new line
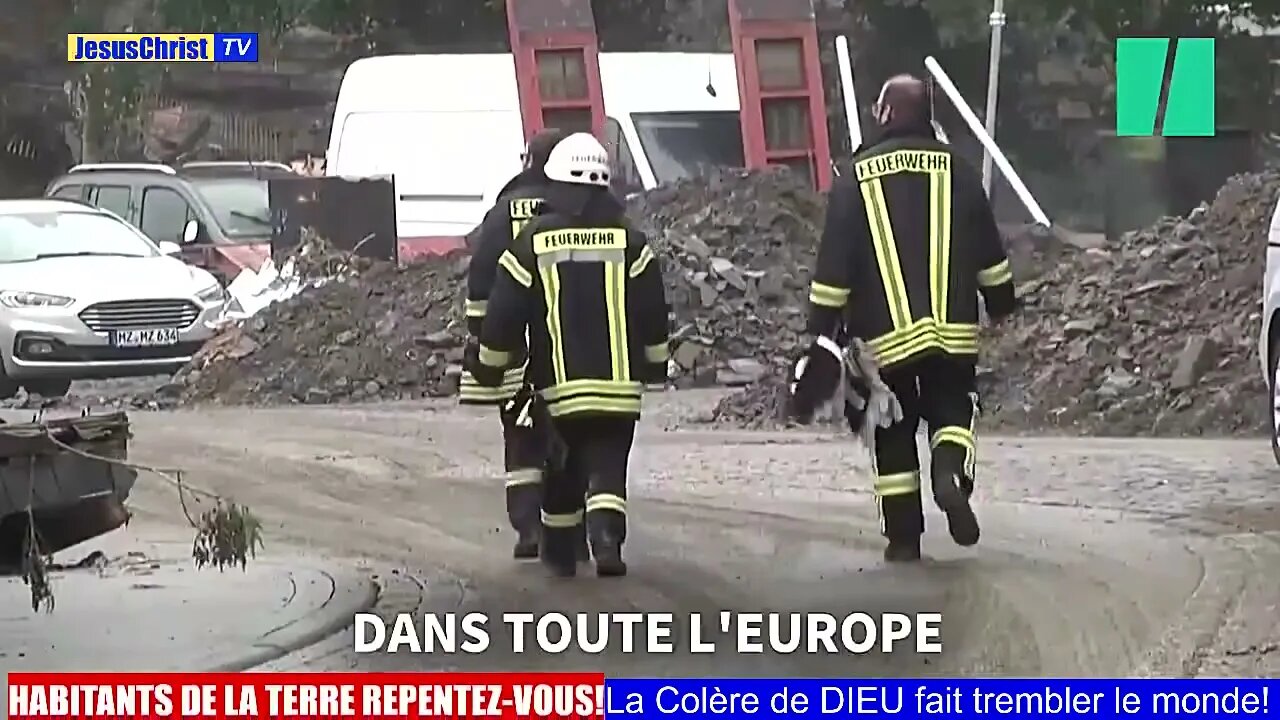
top-left (979, 168), bottom-right (1278, 436)
top-left (710, 169), bottom-right (1278, 437)
top-left (628, 167), bottom-right (825, 387)
top-left (159, 233), bottom-right (470, 406)
top-left (164, 168), bottom-right (827, 407)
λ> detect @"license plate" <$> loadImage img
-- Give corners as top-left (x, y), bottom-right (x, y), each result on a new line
top-left (110, 328), bottom-right (180, 347)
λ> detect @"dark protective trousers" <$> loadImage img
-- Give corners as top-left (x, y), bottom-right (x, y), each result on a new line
top-left (539, 416), bottom-right (636, 561)
top-left (866, 354), bottom-right (980, 541)
top-left (500, 402), bottom-right (546, 537)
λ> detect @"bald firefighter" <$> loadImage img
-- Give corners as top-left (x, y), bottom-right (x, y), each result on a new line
top-left (470, 132), bottom-right (670, 578)
top-left (801, 75), bottom-right (1018, 561)
top-left (461, 128), bottom-right (570, 559)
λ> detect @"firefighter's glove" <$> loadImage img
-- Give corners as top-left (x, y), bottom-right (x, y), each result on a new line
top-left (843, 339), bottom-right (903, 431)
top-left (507, 386), bottom-right (567, 472)
top-left (787, 336), bottom-right (844, 424)
top-left (841, 372), bottom-right (872, 433)
top-left (640, 361), bottom-right (668, 385)
top-left (464, 337), bottom-right (502, 387)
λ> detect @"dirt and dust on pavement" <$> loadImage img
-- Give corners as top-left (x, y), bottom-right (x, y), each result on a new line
top-left (25, 391), bottom-right (1260, 677)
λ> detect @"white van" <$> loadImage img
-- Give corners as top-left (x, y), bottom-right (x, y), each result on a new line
top-left (326, 52), bottom-right (744, 257)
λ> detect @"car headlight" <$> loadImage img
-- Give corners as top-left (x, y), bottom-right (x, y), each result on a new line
top-left (0, 290), bottom-right (74, 308)
top-left (196, 283), bottom-right (226, 304)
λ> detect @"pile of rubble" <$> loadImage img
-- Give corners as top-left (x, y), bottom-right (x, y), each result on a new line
top-left (628, 168), bottom-right (825, 387)
top-left (145, 164), bottom-right (1277, 439)
top-left (979, 169), bottom-right (1278, 436)
top-left (709, 168), bottom-right (1277, 436)
top-left (141, 169), bottom-right (827, 408)
top-left (159, 239), bottom-right (470, 406)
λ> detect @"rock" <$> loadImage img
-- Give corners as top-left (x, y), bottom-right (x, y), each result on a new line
top-left (1170, 335), bottom-right (1218, 390)
top-left (420, 330), bottom-right (456, 347)
top-left (710, 257), bottom-right (747, 291)
top-left (726, 357), bottom-right (767, 383)
top-left (1063, 318), bottom-right (1099, 337)
top-left (672, 341), bottom-right (709, 369)
top-left (1098, 368), bottom-right (1139, 397)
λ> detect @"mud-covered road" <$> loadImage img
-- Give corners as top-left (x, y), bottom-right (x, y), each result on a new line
top-left (112, 391), bottom-right (1280, 677)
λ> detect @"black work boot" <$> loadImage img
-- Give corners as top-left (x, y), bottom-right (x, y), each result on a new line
top-left (587, 511), bottom-right (627, 577)
top-left (512, 528), bottom-right (540, 559)
top-left (879, 492), bottom-right (925, 563)
top-left (883, 537), bottom-right (922, 563)
top-left (931, 453), bottom-right (980, 547)
top-left (540, 526), bottom-right (578, 578)
top-left (506, 476), bottom-right (543, 559)
top-left (575, 522), bottom-right (590, 563)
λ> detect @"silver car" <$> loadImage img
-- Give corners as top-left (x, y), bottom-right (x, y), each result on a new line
top-left (0, 199), bottom-right (226, 398)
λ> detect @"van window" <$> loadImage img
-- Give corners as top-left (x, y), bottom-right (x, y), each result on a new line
top-left (140, 186), bottom-right (193, 243)
top-left (91, 185), bottom-right (131, 217)
top-left (50, 184), bottom-right (86, 201)
top-left (605, 117), bottom-right (643, 197)
top-left (632, 111), bottom-right (746, 185)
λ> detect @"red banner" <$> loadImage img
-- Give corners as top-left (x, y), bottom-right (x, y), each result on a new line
top-left (7, 672), bottom-right (605, 719)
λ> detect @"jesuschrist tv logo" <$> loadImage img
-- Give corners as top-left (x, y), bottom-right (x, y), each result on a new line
top-left (67, 33), bottom-right (259, 63)
top-left (1115, 36), bottom-right (1215, 137)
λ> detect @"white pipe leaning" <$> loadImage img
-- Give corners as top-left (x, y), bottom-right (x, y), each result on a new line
top-left (835, 36), bottom-right (863, 152)
top-left (924, 55), bottom-right (1051, 227)
top-left (980, 0), bottom-right (1006, 195)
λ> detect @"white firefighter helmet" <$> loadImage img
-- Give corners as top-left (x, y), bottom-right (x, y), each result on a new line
top-left (543, 132), bottom-right (611, 187)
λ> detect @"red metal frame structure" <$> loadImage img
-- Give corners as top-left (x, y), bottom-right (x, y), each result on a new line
top-left (728, 0), bottom-right (832, 191)
top-left (505, 0), bottom-right (606, 142)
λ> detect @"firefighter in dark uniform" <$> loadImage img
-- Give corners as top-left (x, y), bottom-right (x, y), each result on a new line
top-left (804, 75), bottom-right (1018, 562)
top-left (461, 128), bottom-right (569, 559)
top-left (470, 132), bottom-right (670, 578)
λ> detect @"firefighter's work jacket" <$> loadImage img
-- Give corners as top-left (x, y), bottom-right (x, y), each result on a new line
top-left (459, 181), bottom-right (549, 405)
top-left (808, 130), bottom-right (1017, 369)
top-left (474, 197), bottom-right (670, 418)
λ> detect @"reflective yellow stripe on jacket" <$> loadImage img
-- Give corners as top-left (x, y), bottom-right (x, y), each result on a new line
top-left (527, 227), bottom-right (644, 418)
top-left (459, 366), bottom-right (526, 404)
top-left (861, 153), bottom-right (976, 368)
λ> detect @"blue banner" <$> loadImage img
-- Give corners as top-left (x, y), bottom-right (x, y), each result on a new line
top-left (212, 32), bottom-right (258, 62)
top-left (603, 679), bottom-right (1276, 718)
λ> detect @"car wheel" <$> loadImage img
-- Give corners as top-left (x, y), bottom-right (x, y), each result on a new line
top-left (1271, 340), bottom-right (1280, 466)
top-left (23, 379), bottom-right (71, 398)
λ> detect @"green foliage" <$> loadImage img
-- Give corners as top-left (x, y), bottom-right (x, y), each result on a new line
top-left (192, 501), bottom-right (265, 572)
top-left (154, 0), bottom-right (372, 40)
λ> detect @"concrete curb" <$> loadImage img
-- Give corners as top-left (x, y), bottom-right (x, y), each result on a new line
top-left (1, 537), bottom-right (379, 673)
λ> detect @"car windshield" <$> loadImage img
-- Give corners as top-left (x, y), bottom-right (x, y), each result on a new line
top-left (0, 211), bottom-right (156, 262)
top-left (191, 178), bottom-right (272, 237)
top-left (632, 111), bottom-right (745, 184)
